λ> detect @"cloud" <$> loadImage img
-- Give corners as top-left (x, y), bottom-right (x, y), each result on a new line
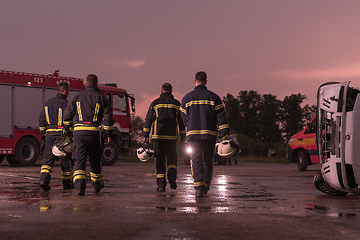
top-left (135, 94), bottom-right (159, 118)
top-left (112, 60), bottom-right (146, 68)
top-left (272, 63), bottom-right (360, 80)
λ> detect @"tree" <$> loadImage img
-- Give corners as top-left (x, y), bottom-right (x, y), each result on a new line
top-left (130, 115), bottom-right (145, 147)
top-left (223, 93), bottom-right (240, 133)
top-left (237, 90), bottom-right (262, 141)
top-left (281, 94), bottom-right (307, 140)
top-left (257, 94), bottom-right (283, 142)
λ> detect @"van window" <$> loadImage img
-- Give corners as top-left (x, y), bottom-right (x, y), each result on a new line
top-left (113, 94), bottom-right (128, 112)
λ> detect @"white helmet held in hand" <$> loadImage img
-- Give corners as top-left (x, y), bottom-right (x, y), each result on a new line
top-left (137, 147), bottom-right (154, 162)
top-left (52, 136), bottom-right (74, 157)
top-left (216, 140), bottom-right (239, 157)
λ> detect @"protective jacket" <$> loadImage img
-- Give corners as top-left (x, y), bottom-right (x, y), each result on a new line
top-left (39, 93), bottom-right (70, 137)
top-left (63, 85), bottom-right (113, 136)
top-left (143, 92), bottom-right (185, 141)
top-left (180, 85), bottom-right (230, 141)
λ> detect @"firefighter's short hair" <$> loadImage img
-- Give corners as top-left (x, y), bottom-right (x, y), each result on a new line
top-left (58, 82), bottom-right (69, 93)
top-left (195, 71), bottom-right (207, 83)
top-left (87, 74), bottom-right (98, 86)
top-left (162, 83), bottom-right (172, 92)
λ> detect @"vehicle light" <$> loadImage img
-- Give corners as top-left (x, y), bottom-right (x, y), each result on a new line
top-left (288, 138), bottom-right (294, 145)
top-left (186, 147), bottom-right (192, 153)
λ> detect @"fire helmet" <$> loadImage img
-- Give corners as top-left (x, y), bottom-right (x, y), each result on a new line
top-left (52, 136), bottom-right (74, 157)
top-left (216, 140), bottom-right (239, 157)
top-left (136, 147), bottom-right (154, 162)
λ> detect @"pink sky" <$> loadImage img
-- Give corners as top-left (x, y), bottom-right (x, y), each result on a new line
top-left (2, 1), bottom-right (360, 118)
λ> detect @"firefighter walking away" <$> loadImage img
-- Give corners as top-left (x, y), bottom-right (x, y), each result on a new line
top-left (64, 74), bottom-right (113, 195)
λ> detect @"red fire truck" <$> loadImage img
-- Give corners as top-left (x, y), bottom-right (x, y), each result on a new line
top-left (0, 70), bottom-right (135, 166)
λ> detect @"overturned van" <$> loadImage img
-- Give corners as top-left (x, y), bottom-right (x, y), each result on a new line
top-left (314, 81), bottom-right (360, 196)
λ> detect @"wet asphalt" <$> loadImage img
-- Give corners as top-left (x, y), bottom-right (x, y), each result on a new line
top-left (1, 159), bottom-right (360, 239)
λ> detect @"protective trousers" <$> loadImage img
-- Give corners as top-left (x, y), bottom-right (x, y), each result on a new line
top-left (189, 139), bottom-right (216, 190)
top-left (72, 134), bottom-right (103, 192)
top-left (40, 135), bottom-right (73, 185)
top-left (153, 140), bottom-right (178, 188)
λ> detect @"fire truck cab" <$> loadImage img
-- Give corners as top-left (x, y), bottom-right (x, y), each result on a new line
top-left (0, 70), bottom-right (135, 166)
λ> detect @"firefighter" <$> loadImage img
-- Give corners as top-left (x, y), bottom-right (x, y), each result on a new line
top-left (143, 83), bottom-right (185, 191)
top-left (63, 74), bottom-right (113, 195)
top-left (180, 71), bottom-right (230, 197)
top-left (39, 82), bottom-right (74, 190)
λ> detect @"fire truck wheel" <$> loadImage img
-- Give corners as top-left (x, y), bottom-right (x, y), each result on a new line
top-left (0, 155), bottom-right (4, 164)
top-left (296, 150), bottom-right (308, 171)
top-left (314, 171), bottom-right (348, 196)
top-left (13, 137), bottom-right (39, 166)
top-left (102, 141), bottom-right (119, 166)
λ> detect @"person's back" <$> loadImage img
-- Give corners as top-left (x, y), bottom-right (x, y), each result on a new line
top-left (64, 74), bottom-right (113, 195)
top-left (181, 85), bottom-right (226, 141)
top-left (67, 85), bottom-right (112, 136)
top-left (39, 82), bottom-right (73, 191)
top-left (143, 83), bottom-right (185, 191)
top-left (180, 71), bottom-right (230, 197)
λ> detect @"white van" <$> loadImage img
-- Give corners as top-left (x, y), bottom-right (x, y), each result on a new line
top-left (314, 82), bottom-right (360, 196)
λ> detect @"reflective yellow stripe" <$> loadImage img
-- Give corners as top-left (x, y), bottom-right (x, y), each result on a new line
top-left (151, 135), bottom-right (178, 140)
top-left (215, 104), bottom-right (224, 111)
top-left (218, 124), bottom-right (229, 130)
top-left (74, 126), bottom-right (99, 131)
top-left (62, 171), bottom-right (73, 180)
top-left (44, 106), bottom-right (50, 125)
top-left (73, 170), bottom-right (86, 181)
top-left (46, 129), bottom-right (64, 132)
top-left (180, 130), bottom-right (186, 134)
top-left (179, 106), bottom-right (186, 114)
top-left (76, 102), bottom-right (83, 121)
top-left (63, 120), bottom-right (72, 125)
top-left (103, 125), bottom-right (113, 130)
top-left (186, 130), bottom-right (218, 136)
top-left (194, 181), bottom-right (205, 187)
top-left (93, 103), bottom-right (100, 122)
top-left (58, 108), bottom-right (62, 127)
top-left (143, 127), bottom-right (151, 133)
top-left (157, 174), bottom-right (165, 178)
top-left (39, 126), bottom-right (46, 131)
top-left (168, 165), bottom-right (177, 170)
top-left (90, 172), bottom-right (103, 182)
top-left (153, 104), bottom-right (180, 110)
top-left (41, 165), bottom-right (52, 176)
top-left (185, 100), bottom-right (215, 108)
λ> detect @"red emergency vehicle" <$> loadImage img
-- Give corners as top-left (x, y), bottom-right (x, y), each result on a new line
top-left (286, 116), bottom-right (319, 171)
top-left (0, 70), bottom-right (135, 166)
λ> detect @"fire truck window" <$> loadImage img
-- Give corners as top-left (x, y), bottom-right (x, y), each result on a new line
top-left (113, 94), bottom-right (128, 112)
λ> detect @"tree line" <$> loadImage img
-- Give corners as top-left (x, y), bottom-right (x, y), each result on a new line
top-left (130, 91), bottom-right (316, 158)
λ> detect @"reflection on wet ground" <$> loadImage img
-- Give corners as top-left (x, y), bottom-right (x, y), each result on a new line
top-left (1, 164), bottom-right (360, 230)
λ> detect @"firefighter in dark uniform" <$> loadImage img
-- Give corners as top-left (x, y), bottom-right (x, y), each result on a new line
top-left (63, 74), bottom-right (113, 195)
top-left (39, 82), bottom-right (74, 190)
top-left (180, 71), bottom-right (230, 197)
top-left (143, 83), bottom-right (185, 191)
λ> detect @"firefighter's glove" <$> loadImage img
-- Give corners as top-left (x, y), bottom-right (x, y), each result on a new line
top-left (219, 134), bottom-right (229, 142)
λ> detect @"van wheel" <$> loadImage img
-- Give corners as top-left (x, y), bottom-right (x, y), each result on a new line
top-left (314, 171), bottom-right (348, 196)
top-left (11, 137), bottom-right (39, 166)
top-left (296, 150), bottom-right (308, 171)
top-left (102, 141), bottom-right (119, 166)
